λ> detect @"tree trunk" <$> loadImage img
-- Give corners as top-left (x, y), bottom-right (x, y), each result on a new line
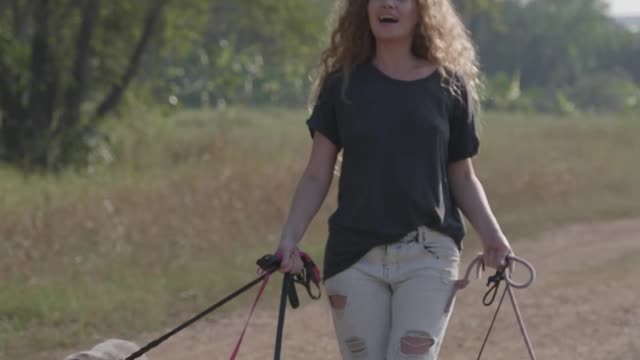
top-left (0, 59), bottom-right (27, 163)
top-left (60, 0), bottom-right (100, 133)
top-left (10, 0), bottom-right (27, 40)
top-left (94, 0), bottom-right (168, 119)
top-left (25, 0), bottom-right (56, 167)
top-left (52, 0), bottom-right (101, 166)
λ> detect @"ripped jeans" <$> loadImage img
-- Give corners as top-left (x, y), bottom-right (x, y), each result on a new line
top-left (324, 226), bottom-right (460, 360)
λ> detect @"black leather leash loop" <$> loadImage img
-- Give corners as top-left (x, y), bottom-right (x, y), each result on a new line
top-left (292, 260), bottom-right (322, 301)
top-left (483, 269), bottom-right (505, 306)
top-left (287, 275), bottom-right (300, 309)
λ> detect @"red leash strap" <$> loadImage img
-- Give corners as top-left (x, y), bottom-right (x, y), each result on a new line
top-left (229, 253), bottom-right (282, 359)
top-left (229, 271), bottom-right (273, 360)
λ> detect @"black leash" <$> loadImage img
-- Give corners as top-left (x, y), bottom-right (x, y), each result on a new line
top-left (124, 252), bottom-right (321, 360)
top-left (477, 268), bottom-right (508, 360)
top-left (482, 269), bottom-right (505, 306)
top-left (125, 255), bottom-right (280, 360)
top-left (274, 274), bottom-right (293, 360)
top-left (125, 273), bottom-right (270, 360)
top-left (274, 252), bottom-right (322, 359)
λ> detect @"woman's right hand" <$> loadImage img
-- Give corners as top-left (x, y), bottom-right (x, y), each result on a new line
top-left (277, 237), bottom-right (304, 274)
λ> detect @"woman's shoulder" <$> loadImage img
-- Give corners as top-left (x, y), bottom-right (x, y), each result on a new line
top-left (327, 62), bottom-right (374, 82)
top-left (317, 64), bottom-right (368, 99)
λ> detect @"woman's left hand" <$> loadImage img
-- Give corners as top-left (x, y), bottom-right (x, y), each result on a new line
top-left (481, 234), bottom-right (513, 271)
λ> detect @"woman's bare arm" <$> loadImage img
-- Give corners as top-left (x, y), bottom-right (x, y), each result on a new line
top-left (278, 132), bottom-right (340, 272)
top-left (448, 158), bottom-right (513, 269)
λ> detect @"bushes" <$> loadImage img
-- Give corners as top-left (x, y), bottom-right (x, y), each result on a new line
top-left (484, 70), bottom-right (640, 114)
top-left (567, 69), bottom-right (640, 113)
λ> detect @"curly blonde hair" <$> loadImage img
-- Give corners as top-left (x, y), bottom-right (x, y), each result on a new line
top-left (310, 0), bottom-right (481, 112)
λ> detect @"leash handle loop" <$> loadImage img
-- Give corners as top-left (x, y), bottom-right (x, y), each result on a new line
top-left (502, 256), bottom-right (536, 289)
top-left (459, 254), bottom-right (535, 290)
top-left (444, 254), bottom-right (535, 313)
top-left (295, 251), bottom-right (322, 300)
top-left (450, 253), bottom-right (537, 360)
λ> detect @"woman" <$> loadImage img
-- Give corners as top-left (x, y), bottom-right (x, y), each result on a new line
top-left (277, 0), bottom-right (513, 358)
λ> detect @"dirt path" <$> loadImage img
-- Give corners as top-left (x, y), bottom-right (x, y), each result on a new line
top-left (63, 218), bottom-right (640, 359)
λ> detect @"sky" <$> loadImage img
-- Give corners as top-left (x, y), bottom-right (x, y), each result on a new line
top-left (607, 0), bottom-right (640, 16)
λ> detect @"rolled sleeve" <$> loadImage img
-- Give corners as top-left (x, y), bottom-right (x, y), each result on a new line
top-left (306, 75), bottom-right (342, 149)
top-left (448, 81), bottom-right (480, 163)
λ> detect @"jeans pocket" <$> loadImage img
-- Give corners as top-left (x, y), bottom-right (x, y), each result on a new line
top-left (407, 226), bottom-right (459, 259)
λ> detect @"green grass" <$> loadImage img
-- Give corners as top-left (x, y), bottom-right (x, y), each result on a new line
top-left (0, 107), bottom-right (638, 358)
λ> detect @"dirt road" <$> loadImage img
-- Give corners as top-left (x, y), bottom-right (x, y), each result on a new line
top-left (63, 218), bottom-right (640, 359)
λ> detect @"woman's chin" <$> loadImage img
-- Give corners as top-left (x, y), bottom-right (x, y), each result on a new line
top-left (372, 31), bottom-right (412, 43)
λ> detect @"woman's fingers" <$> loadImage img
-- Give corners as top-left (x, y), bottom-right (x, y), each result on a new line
top-left (481, 234), bottom-right (514, 270)
top-left (291, 255), bottom-right (304, 274)
top-left (482, 249), bottom-right (496, 270)
top-left (508, 253), bottom-right (516, 274)
top-left (483, 247), bottom-right (511, 270)
top-left (278, 248), bottom-right (304, 274)
top-left (279, 252), bottom-right (291, 272)
top-left (496, 249), bottom-right (507, 270)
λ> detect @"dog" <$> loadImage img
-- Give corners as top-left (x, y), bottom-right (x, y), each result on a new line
top-left (63, 339), bottom-right (149, 360)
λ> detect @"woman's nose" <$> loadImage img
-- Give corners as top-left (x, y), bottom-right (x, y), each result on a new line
top-left (381, 0), bottom-right (396, 8)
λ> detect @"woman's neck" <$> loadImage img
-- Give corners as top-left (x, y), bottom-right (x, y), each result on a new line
top-left (372, 40), bottom-right (419, 75)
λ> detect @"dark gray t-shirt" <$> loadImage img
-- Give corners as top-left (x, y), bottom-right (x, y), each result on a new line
top-left (306, 62), bottom-right (480, 280)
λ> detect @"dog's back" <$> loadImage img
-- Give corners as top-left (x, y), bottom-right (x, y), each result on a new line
top-left (64, 339), bottom-right (148, 360)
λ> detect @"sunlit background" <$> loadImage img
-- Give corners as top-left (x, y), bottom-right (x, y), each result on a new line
top-left (0, 1), bottom-right (638, 359)
top-left (608, 0), bottom-right (640, 15)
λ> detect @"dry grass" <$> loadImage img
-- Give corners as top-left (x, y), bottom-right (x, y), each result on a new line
top-left (472, 112), bottom-right (640, 239)
top-left (0, 107), bottom-right (638, 358)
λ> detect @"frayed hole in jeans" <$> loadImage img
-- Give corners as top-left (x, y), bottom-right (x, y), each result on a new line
top-left (329, 294), bottom-right (347, 309)
top-left (345, 336), bottom-right (367, 356)
top-left (400, 330), bottom-right (434, 356)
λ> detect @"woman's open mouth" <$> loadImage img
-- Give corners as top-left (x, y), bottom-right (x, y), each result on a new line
top-left (379, 16), bottom-right (399, 24)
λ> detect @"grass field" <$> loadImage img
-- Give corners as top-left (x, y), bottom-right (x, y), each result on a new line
top-left (0, 107), bottom-right (638, 358)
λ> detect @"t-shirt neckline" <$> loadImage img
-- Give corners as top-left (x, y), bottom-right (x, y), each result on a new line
top-left (367, 61), bottom-right (440, 85)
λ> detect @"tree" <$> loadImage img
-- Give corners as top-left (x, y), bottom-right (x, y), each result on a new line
top-left (0, 0), bottom-right (328, 170)
top-left (147, 0), bottom-right (327, 107)
top-left (0, 0), bottom-right (192, 170)
top-left (457, 0), bottom-right (639, 112)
